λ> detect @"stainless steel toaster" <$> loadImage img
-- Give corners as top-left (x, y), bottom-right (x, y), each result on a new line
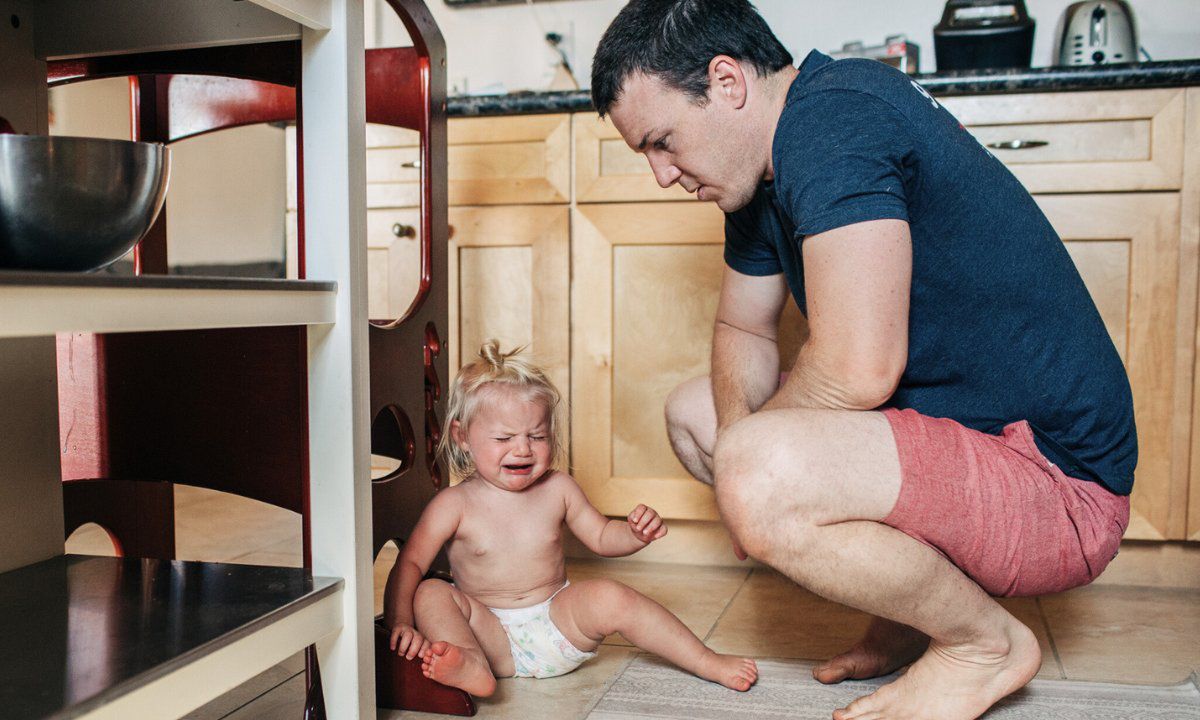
top-left (1057, 0), bottom-right (1138, 66)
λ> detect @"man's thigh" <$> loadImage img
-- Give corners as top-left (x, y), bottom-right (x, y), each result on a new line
top-left (716, 406), bottom-right (904, 526)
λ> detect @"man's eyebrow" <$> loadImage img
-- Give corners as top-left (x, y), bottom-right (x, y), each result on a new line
top-left (637, 129), bottom-right (656, 151)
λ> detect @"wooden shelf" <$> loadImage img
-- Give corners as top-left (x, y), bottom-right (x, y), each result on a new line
top-left (0, 272), bottom-right (336, 339)
top-left (0, 554), bottom-right (341, 720)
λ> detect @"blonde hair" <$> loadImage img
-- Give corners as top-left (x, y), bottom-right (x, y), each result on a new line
top-left (438, 340), bottom-right (562, 480)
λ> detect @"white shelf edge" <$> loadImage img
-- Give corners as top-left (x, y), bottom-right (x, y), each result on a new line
top-left (0, 283), bottom-right (336, 339)
top-left (75, 584), bottom-right (344, 720)
top-left (247, 0), bottom-right (332, 30)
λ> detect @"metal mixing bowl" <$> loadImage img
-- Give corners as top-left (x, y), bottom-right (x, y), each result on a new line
top-left (0, 134), bottom-right (170, 271)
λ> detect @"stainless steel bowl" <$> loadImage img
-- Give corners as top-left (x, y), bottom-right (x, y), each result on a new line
top-left (0, 134), bottom-right (170, 271)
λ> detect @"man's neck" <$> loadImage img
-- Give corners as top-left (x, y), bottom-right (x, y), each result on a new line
top-left (762, 65), bottom-right (799, 182)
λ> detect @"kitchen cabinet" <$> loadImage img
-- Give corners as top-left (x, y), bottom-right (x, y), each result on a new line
top-left (360, 86), bottom-right (1199, 543)
top-left (565, 85), bottom-right (1200, 542)
top-left (0, 0), bottom-right (376, 716)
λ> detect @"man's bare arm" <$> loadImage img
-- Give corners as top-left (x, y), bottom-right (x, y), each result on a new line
top-left (711, 267), bottom-right (790, 430)
top-left (761, 219), bottom-right (912, 413)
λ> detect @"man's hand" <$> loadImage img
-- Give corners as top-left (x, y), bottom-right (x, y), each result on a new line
top-left (389, 622), bottom-right (430, 660)
top-left (628, 504), bottom-right (667, 544)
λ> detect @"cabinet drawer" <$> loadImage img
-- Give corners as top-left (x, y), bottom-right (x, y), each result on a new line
top-left (574, 113), bottom-right (697, 203)
top-left (290, 116), bottom-right (572, 210)
top-left (943, 89), bottom-right (1185, 192)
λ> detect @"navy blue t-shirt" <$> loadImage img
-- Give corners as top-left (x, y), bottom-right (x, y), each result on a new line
top-left (725, 51), bottom-right (1137, 495)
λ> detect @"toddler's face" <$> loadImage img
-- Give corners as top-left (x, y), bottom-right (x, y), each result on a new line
top-left (458, 386), bottom-right (553, 492)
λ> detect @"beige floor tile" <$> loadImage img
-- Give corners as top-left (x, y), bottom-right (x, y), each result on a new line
top-left (227, 535), bottom-right (302, 567)
top-left (175, 489), bottom-right (301, 563)
top-left (64, 523), bottom-right (119, 556)
top-left (380, 645), bottom-right (639, 720)
top-left (704, 568), bottom-right (872, 661)
top-left (1041, 584), bottom-right (1200, 683)
top-left (564, 558), bottom-right (750, 648)
top-left (222, 673), bottom-right (307, 719)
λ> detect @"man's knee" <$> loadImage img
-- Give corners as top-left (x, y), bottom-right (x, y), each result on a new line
top-left (712, 417), bottom-right (777, 530)
top-left (712, 414), bottom-right (823, 556)
top-left (665, 374), bottom-right (712, 427)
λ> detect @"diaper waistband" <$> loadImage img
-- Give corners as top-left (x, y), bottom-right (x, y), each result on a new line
top-left (487, 581), bottom-right (570, 625)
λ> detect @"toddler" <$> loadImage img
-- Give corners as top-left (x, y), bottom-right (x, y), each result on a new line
top-left (384, 340), bottom-right (758, 696)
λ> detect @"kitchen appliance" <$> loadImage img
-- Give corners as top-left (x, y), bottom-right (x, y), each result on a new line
top-left (830, 35), bottom-right (921, 75)
top-left (934, 0), bottom-right (1035, 71)
top-left (0, 134), bottom-right (169, 271)
top-left (1056, 0), bottom-right (1138, 66)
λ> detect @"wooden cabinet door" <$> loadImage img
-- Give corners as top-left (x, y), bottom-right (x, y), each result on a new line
top-left (571, 202), bottom-right (726, 520)
top-left (573, 113), bottom-right (697, 204)
top-left (1034, 193), bottom-right (1189, 540)
top-left (448, 204), bottom-right (570, 424)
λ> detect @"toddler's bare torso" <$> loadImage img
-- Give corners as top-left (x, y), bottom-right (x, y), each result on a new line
top-left (445, 471), bottom-right (571, 609)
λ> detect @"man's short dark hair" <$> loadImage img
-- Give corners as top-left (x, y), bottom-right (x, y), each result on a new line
top-left (591, 0), bottom-right (793, 118)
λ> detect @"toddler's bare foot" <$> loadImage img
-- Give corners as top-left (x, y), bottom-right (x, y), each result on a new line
top-left (814, 618), bottom-right (929, 684)
top-left (420, 641), bottom-right (497, 697)
top-left (698, 652), bottom-right (759, 691)
top-left (833, 617), bottom-right (1041, 720)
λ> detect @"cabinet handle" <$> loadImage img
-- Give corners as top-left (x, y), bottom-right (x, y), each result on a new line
top-left (401, 160), bottom-right (422, 169)
top-left (986, 139), bottom-right (1048, 150)
top-left (392, 223), bottom-right (417, 238)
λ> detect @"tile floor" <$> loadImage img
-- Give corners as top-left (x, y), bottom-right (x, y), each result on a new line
top-left (66, 486), bottom-right (1200, 719)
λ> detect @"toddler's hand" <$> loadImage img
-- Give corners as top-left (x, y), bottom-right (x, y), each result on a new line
top-left (389, 622), bottom-right (430, 661)
top-left (628, 504), bottom-right (667, 544)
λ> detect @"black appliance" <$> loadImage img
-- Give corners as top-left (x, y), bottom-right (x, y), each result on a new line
top-left (934, 0), bottom-right (1036, 70)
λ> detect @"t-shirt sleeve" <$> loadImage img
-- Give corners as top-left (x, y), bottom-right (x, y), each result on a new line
top-left (775, 90), bottom-right (913, 238)
top-left (723, 203), bottom-right (782, 276)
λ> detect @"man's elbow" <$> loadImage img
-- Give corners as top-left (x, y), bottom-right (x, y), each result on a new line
top-left (836, 357), bottom-right (904, 410)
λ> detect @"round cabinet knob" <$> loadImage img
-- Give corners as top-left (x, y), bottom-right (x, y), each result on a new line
top-left (392, 223), bottom-right (416, 239)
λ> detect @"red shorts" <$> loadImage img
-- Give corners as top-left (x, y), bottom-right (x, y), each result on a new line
top-left (881, 408), bottom-right (1130, 597)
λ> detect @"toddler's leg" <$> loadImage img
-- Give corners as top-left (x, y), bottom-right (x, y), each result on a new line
top-left (412, 579), bottom-right (514, 696)
top-left (550, 579), bottom-right (758, 691)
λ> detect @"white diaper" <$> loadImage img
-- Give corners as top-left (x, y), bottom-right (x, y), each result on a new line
top-left (487, 581), bottom-right (597, 678)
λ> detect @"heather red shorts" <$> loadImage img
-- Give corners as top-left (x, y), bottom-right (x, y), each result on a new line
top-left (881, 408), bottom-right (1130, 597)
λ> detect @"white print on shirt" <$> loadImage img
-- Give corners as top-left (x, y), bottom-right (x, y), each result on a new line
top-left (910, 80), bottom-right (940, 109)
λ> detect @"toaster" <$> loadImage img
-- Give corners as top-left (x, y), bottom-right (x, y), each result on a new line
top-left (1057, 0), bottom-right (1138, 66)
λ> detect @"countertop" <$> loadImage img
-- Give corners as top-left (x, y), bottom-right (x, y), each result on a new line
top-left (447, 58), bottom-right (1200, 117)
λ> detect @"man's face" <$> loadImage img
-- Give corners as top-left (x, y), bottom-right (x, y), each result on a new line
top-left (608, 72), bottom-right (763, 213)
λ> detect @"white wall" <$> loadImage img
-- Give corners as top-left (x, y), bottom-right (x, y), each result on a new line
top-left (49, 79), bottom-right (285, 268)
top-left (372, 0), bottom-right (1200, 94)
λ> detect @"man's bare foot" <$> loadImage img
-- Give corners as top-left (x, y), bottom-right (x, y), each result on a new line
top-left (420, 641), bottom-right (497, 697)
top-left (698, 652), bottom-right (759, 691)
top-left (833, 617), bottom-right (1041, 720)
top-left (814, 618), bottom-right (929, 684)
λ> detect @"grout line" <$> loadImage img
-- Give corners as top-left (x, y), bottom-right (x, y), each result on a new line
top-left (702, 566), bottom-right (755, 644)
top-left (1035, 597), bottom-right (1067, 680)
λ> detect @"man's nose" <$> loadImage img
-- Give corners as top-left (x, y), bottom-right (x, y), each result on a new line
top-left (648, 154), bottom-right (681, 189)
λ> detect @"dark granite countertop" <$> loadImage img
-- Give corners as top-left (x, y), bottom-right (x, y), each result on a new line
top-left (448, 58), bottom-right (1200, 117)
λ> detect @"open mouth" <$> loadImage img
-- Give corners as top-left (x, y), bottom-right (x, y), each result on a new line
top-left (502, 463), bottom-right (535, 473)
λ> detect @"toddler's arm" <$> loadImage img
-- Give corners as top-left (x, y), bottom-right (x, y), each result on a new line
top-left (384, 489), bottom-right (462, 657)
top-left (559, 472), bottom-right (667, 557)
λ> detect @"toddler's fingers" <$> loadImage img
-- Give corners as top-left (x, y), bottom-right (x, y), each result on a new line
top-left (389, 628), bottom-right (402, 651)
top-left (628, 504), bottom-right (645, 524)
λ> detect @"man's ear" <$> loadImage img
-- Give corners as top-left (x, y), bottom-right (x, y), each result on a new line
top-left (708, 55), bottom-right (748, 109)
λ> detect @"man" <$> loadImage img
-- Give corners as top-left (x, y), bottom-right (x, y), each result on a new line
top-left (591, 1), bottom-right (1136, 719)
